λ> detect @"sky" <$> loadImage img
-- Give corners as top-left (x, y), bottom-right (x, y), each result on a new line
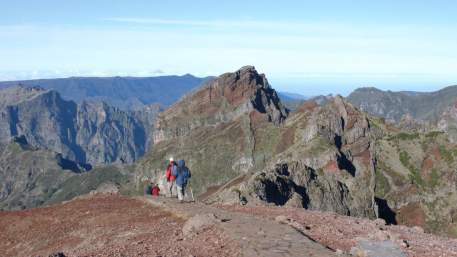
top-left (1, 0), bottom-right (457, 96)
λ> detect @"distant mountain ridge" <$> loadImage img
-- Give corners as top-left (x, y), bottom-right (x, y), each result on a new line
top-left (346, 85), bottom-right (457, 122)
top-left (0, 75), bottom-right (210, 110)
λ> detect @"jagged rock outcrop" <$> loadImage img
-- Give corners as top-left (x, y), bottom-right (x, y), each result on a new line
top-left (208, 96), bottom-right (378, 218)
top-left (75, 101), bottom-right (148, 164)
top-left (0, 85), bottom-right (159, 165)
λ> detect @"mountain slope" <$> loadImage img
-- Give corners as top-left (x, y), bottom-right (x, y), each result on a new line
top-left (347, 85), bottom-right (457, 122)
top-left (136, 66), bottom-right (288, 195)
top-left (0, 137), bottom-right (132, 210)
top-left (0, 75), bottom-right (210, 110)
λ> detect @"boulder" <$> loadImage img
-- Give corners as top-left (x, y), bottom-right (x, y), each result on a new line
top-left (182, 213), bottom-right (220, 237)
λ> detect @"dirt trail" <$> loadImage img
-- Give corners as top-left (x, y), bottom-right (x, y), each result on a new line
top-left (222, 205), bottom-right (457, 257)
top-left (142, 196), bottom-right (342, 257)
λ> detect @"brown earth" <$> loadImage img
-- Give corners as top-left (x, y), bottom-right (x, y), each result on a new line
top-left (0, 194), bottom-right (239, 257)
top-left (396, 202), bottom-right (427, 227)
top-left (276, 127), bottom-right (296, 154)
top-left (4, 193), bottom-right (457, 257)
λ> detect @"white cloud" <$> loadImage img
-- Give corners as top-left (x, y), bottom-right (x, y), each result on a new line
top-left (0, 20), bottom-right (456, 91)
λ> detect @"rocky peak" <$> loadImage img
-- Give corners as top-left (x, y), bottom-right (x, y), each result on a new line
top-left (309, 96), bottom-right (370, 147)
top-left (153, 66), bottom-right (288, 143)
top-left (216, 66), bottom-right (287, 122)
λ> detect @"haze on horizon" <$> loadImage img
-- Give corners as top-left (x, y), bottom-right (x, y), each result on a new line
top-left (1, 0), bottom-right (457, 96)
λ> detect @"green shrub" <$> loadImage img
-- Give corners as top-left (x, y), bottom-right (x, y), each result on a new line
top-left (395, 132), bottom-right (419, 141)
top-left (399, 151), bottom-right (411, 167)
top-left (425, 131), bottom-right (444, 139)
top-left (429, 169), bottom-right (440, 188)
top-left (375, 170), bottom-right (391, 197)
top-left (439, 145), bottom-right (454, 165)
top-left (408, 169), bottom-right (425, 188)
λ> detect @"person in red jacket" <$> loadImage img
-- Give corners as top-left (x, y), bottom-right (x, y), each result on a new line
top-left (165, 157), bottom-right (177, 197)
top-left (152, 184), bottom-right (160, 197)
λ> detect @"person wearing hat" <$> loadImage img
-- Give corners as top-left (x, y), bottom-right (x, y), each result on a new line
top-left (172, 159), bottom-right (191, 203)
top-left (165, 157), bottom-right (177, 197)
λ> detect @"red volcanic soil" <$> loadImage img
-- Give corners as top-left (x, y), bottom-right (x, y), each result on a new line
top-left (0, 195), bottom-right (238, 257)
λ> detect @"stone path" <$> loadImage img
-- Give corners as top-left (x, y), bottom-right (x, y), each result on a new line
top-left (141, 196), bottom-right (344, 257)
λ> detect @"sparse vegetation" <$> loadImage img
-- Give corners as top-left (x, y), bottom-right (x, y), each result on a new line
top-left (375, 170), bottom-right (391, 197)
top-left (399, 151), bottom-right (409, 166)
top-left (399, 151), bottom-right (425, 187)
top-left (408, 170), bottom-right (425, 188)
top-left (389, 132), bottom-right (419, 141)
top-left (308, 137), bottom-right (333, 155)
top-left (425, 131), bottom-right (444, 139)
top-left (439, 145), bottom-right (454, 165)
top-left (429, 169), bottom-right (440, 188)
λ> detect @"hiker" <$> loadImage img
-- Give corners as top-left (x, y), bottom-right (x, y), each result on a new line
top-left (165, 157), bottom-right (177, 197)
top-left (152, 183), bottom-right (160, 196)
top-left (172, 159), bottom-right (191, 202)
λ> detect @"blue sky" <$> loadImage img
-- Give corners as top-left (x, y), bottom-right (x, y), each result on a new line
top-left (1, 0), bottom-right (457, 95)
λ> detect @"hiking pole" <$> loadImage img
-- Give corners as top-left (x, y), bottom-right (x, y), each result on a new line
top-left (190, 186), bottom-right (195, 202)
top-left (188, 180), bottom-right (195, 202)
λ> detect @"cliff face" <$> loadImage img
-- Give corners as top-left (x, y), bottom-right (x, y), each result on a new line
top-left (76, 101), bottom-right (148, 164)
top-left (0, 86), bottom-right (82, 161)
top-left (0, 85), bottom-right (158, 166)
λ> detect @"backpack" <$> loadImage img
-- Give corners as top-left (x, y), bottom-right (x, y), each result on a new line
top-left (177, 165), bottom-right (190, 184)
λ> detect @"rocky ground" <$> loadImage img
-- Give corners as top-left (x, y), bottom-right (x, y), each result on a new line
top-left (2, 193), bottom-right (457, 257)
top-left (222, 205), bottom-right (457, 257)
top-left (0, 194), bottom-right (238, 257)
